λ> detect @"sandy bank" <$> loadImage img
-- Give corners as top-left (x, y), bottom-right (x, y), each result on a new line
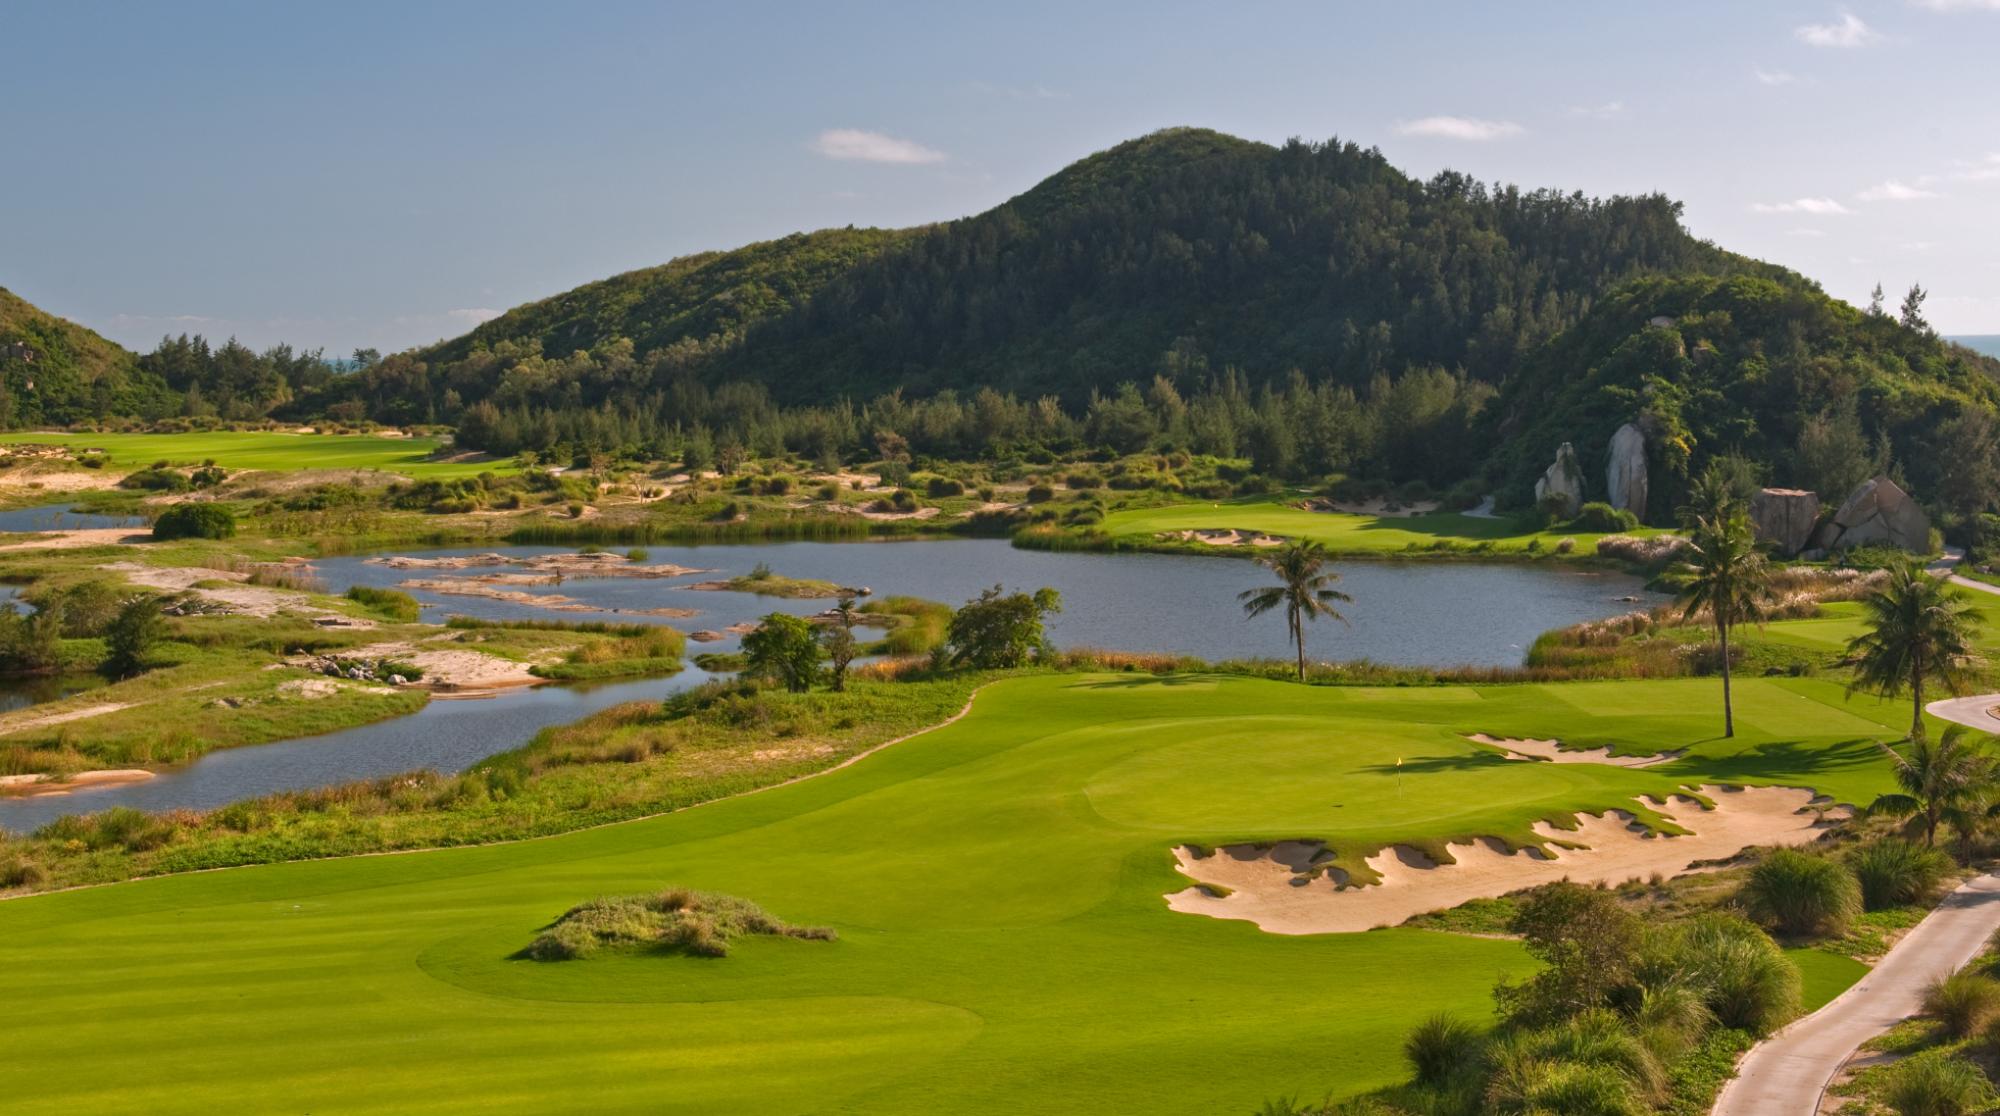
top-left (0, 527), bottom-right (148, 552)
top-left (368, 552), bottom-right (707, 579)
top-left (1167, 785), bottom-right (1840, 934)
top-left (0, 768), bottom-right (156, 798)
top-left (0, 701), bottom-right (134, 737)
top-left (396, 577), bottom-right (697, 617)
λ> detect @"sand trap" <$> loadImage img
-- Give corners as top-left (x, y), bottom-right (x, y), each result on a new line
top-left (0, 768), bottom-right (155, 797)
top-left (1166, 785), bottom-right (1841, 935)
top-left (848, 505), bottom-right (942, 522)
top-left (1467, 733), bottom-right (1683, 768)
top-left (1166, 529), bottom-right (1288, 548)
top-left (0, 702), bottom-right (132, 737)
top-left (1302, 497), bottom-right (1441, 518)
top-left (0, 527), bottom-right (148, 551)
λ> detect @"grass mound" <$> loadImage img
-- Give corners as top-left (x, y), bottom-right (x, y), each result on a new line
top-left (523, 888), bottom-right (835, 961)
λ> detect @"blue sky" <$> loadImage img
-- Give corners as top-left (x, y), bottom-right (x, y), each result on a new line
top-left (4, 0), bottom-right (1998, 352)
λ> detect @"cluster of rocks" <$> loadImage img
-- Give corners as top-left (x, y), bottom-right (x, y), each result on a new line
top-left (297, 655), bottom-right (411, 686)
top-left (1533, 443), bottom-right (1584, 516)
top-left (1531, 421), bottom-right (1650, 519)
top-left (1747, 476), bottom-right (1931, 557)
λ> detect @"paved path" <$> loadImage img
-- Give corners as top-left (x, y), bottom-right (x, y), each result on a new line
top-left (1712, 871), bottom-right (2000, 1115)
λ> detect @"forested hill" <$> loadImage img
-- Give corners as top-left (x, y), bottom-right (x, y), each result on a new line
top-left (0, 287), bottom-right (164, 426)
top-left (340, 127), bottom-right (1756, 416)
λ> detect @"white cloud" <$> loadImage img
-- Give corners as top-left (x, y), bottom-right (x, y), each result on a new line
top-left (1567, 100), bottom-right (1625, 120)
top-left (1909, 0), bottom-right (2000, 10)
top-left (1796, 12), bottom-right (1880, 46)
top-left (1751, 196), bottom-right (1854, 215)
top-left (447, 308), bottom-right (503, 324)
top-left (1395, 115), bottom-right (1524, 141)
top-left (1754, 67), bottom-right (1798, 85)
top-left (1857, 179), bottom-right (1941, 201)
top-left (809, 128), bottom-right (947, 164)
top-left (1950, 153), bottom-right (2000, 181)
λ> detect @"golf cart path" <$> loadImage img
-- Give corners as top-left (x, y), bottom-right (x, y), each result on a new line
top-left (1922, 547), bottom-right (2000, 733)
top-left (1712, 870), bottom-right (2000, 1116)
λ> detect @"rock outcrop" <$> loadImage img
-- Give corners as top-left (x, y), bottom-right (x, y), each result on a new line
top-left (1817, 476), bottom-right (1931, 553)
top-left (1605, 424), bottom-right (1648, 516)
top-left (1748, 488), bottom-right (1820, 556)
top-left (1534, 443), bottom-right (1583, 517)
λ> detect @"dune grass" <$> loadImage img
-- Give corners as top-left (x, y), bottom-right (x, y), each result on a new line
top-left (0, 669), bottom-right (1906, 1113)
top-left (0, 430), bottom-right (502, 478)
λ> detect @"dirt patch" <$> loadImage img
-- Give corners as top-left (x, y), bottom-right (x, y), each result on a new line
top-left (0, 702), bottom-right (133, 737)
top-left (1466, 734), bottom-right (1684, 768)
top-left (277, 677), bottom-right (346, 700)
top-left (810, 471), bottom-right (881, 489)
top-left (1166, 785), bottom-right (1843, 935)
top-left (304, 639), bottom-right (549, 696)
top-left (842, 505), bottom-right (942, 522)
top-left (396, 578), bottom-right (697, 617)
top-left (0, 469), bottom-right (125, 496)
top-left (0, 768), bottom-right (155, 798)
top-left (104, 562), bottom-right (358, 622)
top-left (0, 527), bottom-right (149, 551)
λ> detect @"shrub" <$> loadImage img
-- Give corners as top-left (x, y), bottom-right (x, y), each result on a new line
top-left (103, 596), bottom-right (164, 677)
top-left (345, 586), bottom-right (420, 623)
top-left (1025, 483), bottom-right (1055, 504)
top-left (1924, 972), bottom-right (2000, 1039)
top-left (151, 502), bottom-right (236, 540)
top-left (120, 467), bottom-right (190, 492)
top-left (1882, 1050), bottom-right (1994, 1116)
top-left (522, 888), bottom-right (835, 961)
top-left (1572, 502), bottom-right (1640, 532)
top-left (1404, 1012), bottom-right (1483, 1087)
top-left (926, 475), bottom-right (965, 498)
top-left (1740, 849), bottom-right (1861, 938)
top-left (0, 855), bottom-right (44, 889)
top-left (1850, 838), bottom-right (1955, 911)
top-left (1675, 915), bottom-right (1801, 1034)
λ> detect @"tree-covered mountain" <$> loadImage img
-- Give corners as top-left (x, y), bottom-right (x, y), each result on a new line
top-left (0, 286), bottom-right (167, 426)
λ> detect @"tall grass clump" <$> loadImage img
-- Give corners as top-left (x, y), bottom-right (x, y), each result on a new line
top-left (345, 585), bottom-right (421, 622)
top-left (523, 888), bottom-right (835, 961)
top-left (1850, 838), bottom-right (1955, 911)
top-left (1923, 971), bottom-right (2000, 1039)
top-left (1403, 1012), bottom-right (1484, 1087)
top-left (1882, 1050), bottom-right (1995, 1116)
top-left (1739, 848), bottom-right (1861, 938)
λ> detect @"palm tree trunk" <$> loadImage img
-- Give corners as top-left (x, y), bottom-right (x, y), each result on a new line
top-left (1720, 619), bottom-right (1734, 738)
top-left (1291, 607), bottom-right (1306, 682)
top-left (1910, 659), bottom-right (1926, 742)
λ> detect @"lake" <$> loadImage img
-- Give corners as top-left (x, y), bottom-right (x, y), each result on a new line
top-left (0, 540), bottom-right (1662, 829)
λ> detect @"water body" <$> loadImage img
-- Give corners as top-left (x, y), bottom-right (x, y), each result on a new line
top-left (0, 540), bottom-right (1663, 829)
top-left (0, 504), bottom-right (146, 533)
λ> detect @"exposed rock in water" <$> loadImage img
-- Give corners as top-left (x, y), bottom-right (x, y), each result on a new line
top-left (1604, 423), bottom-right (1648, 516)
top-left (1748, 488), bottom-right (1821, 557)
top-left (1533, 442), bottom-right (1583, 517)
top-left (1823, 476), bottom-right (1931, 553)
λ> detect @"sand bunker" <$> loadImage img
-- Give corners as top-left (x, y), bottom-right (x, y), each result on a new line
top-left (1166, 785), bottom-right (1841, 935)
top-left (0, 702), bottom-right (132, 737)
top-left (0, 527), bottom-right (148, 551)
top-left (397, 577), bottom-right (698, 617)
top-left (0, 768), bottom-right (155, 797)
top-left (1467, 733), bottom-right (1683, 768)
top-left (368, 552), bottom-right (706, 579)
top-left (1166, 529), bottom-right (1287, 548)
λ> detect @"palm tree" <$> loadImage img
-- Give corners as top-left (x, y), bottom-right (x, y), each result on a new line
top-left (1239, 540), bottom-right (1351, 682)
top-left (1672, 512), bottom-right (1770, 738)
top-left (1846, 558), bottom-right (1983, 741)
top-left (1677, 456), bottom-right (1756, 530)
top-left (1868, 726), bottom-right (1998, 848)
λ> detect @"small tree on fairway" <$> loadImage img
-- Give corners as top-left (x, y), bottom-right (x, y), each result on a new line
top-left (1239, 540), bottom-right (1351, 682)
top-left (1672, 512), bottom-right (1768, 737)
top-left (946, 585), bottom-right (1062, 669)
top-left (821, 595), bottom-right (859, 692)
top-left (1868, 726), bottom-right (1999, 850)
top-left (1846, 559), bottom-right (1982, 741)
top-left (741, 612), bottom-right (822, 693)
top-left (103, 596), bottom-right (164, 678)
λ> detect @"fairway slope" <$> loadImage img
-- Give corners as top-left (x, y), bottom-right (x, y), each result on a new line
top-left (1168, 784), bottom-right (1844, 934)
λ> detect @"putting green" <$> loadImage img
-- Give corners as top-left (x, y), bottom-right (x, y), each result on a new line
top-left (0, 673), bottom-right (1899, 1113)
top-left (1098, 497), bottom-right (1656, 555)
top-left (0, 430), bottom-right (503, 478)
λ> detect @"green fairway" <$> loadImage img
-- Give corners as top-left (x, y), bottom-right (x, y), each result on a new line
top-left (0, 673), bottom-right (1902, 1113)
top-left (1098, 497), bottom-right (1656, 556)
top-left (0, 430), bottom-right (504, 478)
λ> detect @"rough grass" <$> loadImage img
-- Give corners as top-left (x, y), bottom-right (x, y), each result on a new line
top-left (0, 431), bottom-right (502, 478)
top-left (523, 888), bottom-right (835, 960)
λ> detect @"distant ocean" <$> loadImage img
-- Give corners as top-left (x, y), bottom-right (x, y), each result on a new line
top-left (1950, 335), bottom-right (2000, 359)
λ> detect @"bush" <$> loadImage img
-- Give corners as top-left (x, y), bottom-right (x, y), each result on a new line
top-left (1571, 502), bottom-right (1640, 532)
top-left (1677, 915), bottom-right (1802, 1034)
top-left (151, 502), bottom-right (236, 540)
top-left (1882, 1050), bottom-right (1994, 1116)
top-left (345, 586), bottom-right (421, 623)
top-left (0, 855), bottom-right (45, 889)
top-left (119, 467), bottom-right (190, 493)
top-left (1923, 972), bottom-right (2000, 1039)
top-left (1404, 1012), bottom-right (1483, 1086)
top-left (925, 475), bottom-right (965, 498)
top-left (1740, 849), bottom-right (1861, 938)
top-left (523, 888), bottom-right (834, 961)
top-left (1850, 838), bottom-right (1955, 911)
top-left (1025, 483), bottom-right (1055, 504)
top-left (102, 596), bottom-right (164, 677)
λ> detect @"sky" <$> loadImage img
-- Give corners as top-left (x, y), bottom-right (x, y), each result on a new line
top-left (3, 0), bottom-right (1999, 355)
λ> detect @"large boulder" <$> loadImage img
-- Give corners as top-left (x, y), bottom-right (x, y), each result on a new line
top-left (1605, 423), bottom-right (1648, 516)
top-left (1534, 443), bottom-right (1583, 517)
top-left (1748, 488), bottom-right (1820, 556)
top-left (1824, 476), bottom-right (1931, 553)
